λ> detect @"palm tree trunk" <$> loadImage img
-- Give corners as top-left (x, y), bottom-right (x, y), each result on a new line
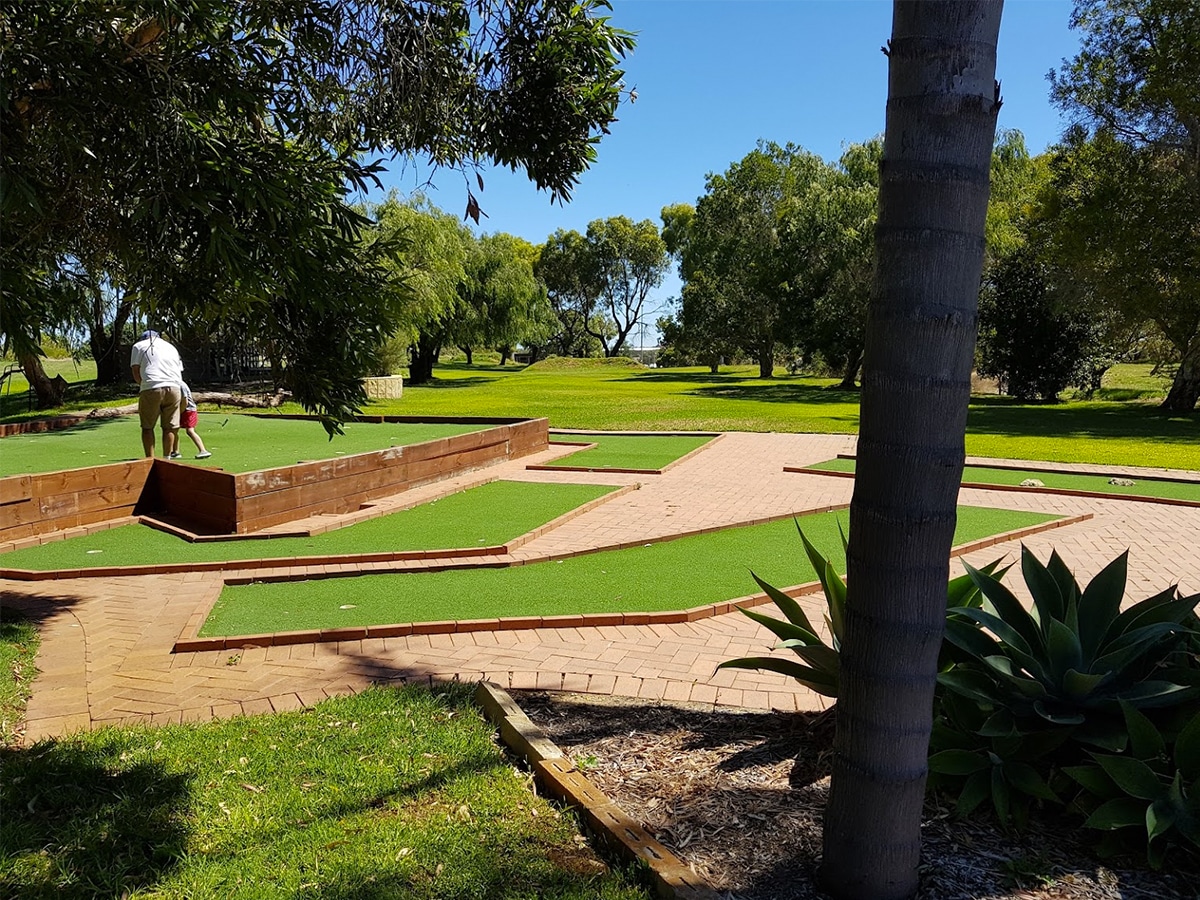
top-left (819, 3), bottom-right (1003, 899)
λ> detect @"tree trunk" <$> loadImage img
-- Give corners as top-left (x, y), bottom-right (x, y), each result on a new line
top-left (1161, 333), bottom-right (1200, 412)
top-left (757, 338), bottom-right (774, 378)
top-left (18, 353), bottom-right (68, 409)
top-left (408, 336), bottom-right (439, 385)
top-left (460, 345), bottom-right (474, 365)
top-left (837, 348), bottom-right (864, 390)
top-left (819, 4), bottom-right (1003, 900)
top-left (498, 346), bottom-right (512, 365)
top-left (89, 297), bottom-right (133, 386)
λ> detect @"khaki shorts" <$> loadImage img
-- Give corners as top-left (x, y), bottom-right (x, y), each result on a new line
top-left (138, 386), bottom-right (182, 431)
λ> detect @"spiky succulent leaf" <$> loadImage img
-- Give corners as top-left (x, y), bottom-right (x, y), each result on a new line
top-left (1085, 797), bottom-right (1147, 830)
top-left (749, 571), bottom-right (819, 636)
top-left (964, 559), bottom-right (1044, 654)
top-left (1094, 755), bottom-right (1165, 801)
top-left (1078, 550), bottom-right (1128, 658)
top-left (716, 656), bottom-right (838, 697)
top-left (1120, 699), bottom-right (1166, 762)
top-left (1004, 761), bottom-right (1059, 801)
top-left (1022, 544), bottom-right (1066, 630)
top-left (929, 749), bottom-right (990, 775)
top-left (1047, 618), bottom-right (1084, 683)
top-left (1173, 713), bottom-right (1200, 781)
top-left (738, 602), bottom-right (822, 647)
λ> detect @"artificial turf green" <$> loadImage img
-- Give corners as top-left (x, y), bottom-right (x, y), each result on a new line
top-left (200, 505), bottom-right (1058, 636)
top-left (545, 434), bottom-right (714, 470)
top-left (0, 481), bottom-right (619, 571)
top-left (0, 415), bottom-right (488, 476)
top-left (806, 458), bottom-right (1200, 503)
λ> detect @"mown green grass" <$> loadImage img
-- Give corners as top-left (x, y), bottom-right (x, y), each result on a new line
top-left (0, 611), bottom-right (37, 748)
top-left (4, 360), bottom-right (1195, 470)
top-left (0, 415), bottom-right (488, 476)
top-left (545, 434), bottom-right (714, 470)
top-left (0, 684), bottom-right (653, 900)
top-left (0, 481), bottom-right (619, 571)
top-left (364, 361), bottom-right (1198, 471)
top-left (201, 505), bottom-right (1055, 636)
top-left (808, 458), bottom-right (1200, 502)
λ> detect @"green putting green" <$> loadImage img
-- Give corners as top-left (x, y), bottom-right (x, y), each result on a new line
top-left (805, 458), bottom-right (1200, 503)
top-left (0, 481), bottom-right (618, 570)
top-left (0, 415), bottom-right (489, 476)
top-left (544, 434), bottom-right (715, 470)
top-left (200, 505), bottom-right (1059, 636)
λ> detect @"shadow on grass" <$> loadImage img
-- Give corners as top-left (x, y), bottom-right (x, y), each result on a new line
top-left (407, 375), bottom-right (506, 390)
top-left (966, 395), bottom-right (1198, 441)
top-left (687, 382), bottom-right (862, 406)
top-left (0, 743), bottom-right (191, 899)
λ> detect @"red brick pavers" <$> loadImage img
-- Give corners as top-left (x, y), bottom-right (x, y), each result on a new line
top-left (4, 432), bottom-right (1198, 742)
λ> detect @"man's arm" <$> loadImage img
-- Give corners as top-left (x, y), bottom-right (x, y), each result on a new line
top-left (131, 365), bottom-right (142, 384)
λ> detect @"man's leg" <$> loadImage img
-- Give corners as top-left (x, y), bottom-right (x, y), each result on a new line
top-left (159, 386), bottom-right (182, 458)
top-left (138, 390), bottom-right (160, 457)
top-left (163, 428), bottom-right (179, 457)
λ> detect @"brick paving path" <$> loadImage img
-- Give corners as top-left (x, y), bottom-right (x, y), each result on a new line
top-left (3, 432), bottom-right (1198, 743)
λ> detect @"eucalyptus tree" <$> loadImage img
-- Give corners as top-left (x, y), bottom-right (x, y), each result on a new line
top-left (1047, 0), bottom-right (1200, 411)
top-left (535, 229), bottom-right (605, 358)
top-left (683, 143), bottom-right (831, 377)
top-left (457, 232), bottom-right (556, 365)
top-left (369, 196), bottom-right (471, 385)
top-left (585, 216), bottom-right (669, 357)
top-left (1, 0), bottom-right (634, 421)
top-left (820, 3), bottom-right (1003, 898)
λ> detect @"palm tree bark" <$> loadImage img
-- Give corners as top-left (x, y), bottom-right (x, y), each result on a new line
top-left (819, 3), bottom-right (1003, 899)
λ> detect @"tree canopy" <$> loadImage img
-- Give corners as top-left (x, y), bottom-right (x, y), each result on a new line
top-left (1, 0), bottom-right (634, 423)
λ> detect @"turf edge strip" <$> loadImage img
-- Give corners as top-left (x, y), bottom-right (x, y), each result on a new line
top-left (170, 511), bottom-right (1092, 653)
top-left (783, 460), bottom-right (1200, 508)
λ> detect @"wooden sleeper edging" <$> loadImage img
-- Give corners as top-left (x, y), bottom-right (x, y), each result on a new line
top-left (474, 682), bottom-right (717, 900)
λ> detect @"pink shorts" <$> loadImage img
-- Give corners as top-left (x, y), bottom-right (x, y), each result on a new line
top-left (182, 408), bottom-right (198, 429)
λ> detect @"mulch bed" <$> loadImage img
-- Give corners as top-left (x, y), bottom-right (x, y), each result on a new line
top-left (514, 691), bottom-right (1199, 900)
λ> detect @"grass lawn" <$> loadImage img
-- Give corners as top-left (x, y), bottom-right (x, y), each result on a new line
top-left (807, 458), bottom-right (1200, 503)
top-left (201, 505), bottom-right (1056, 636)
top-left (0, 611), bottom-right (37, 748)
top-left (545, 434), bottom-right (715, 470)
top-left (0, 415), bottom-right (489, 477)
top-left (0, 481), bottom-right (619, 571)
top-left (4, 360), bottom-right (1196, 471)
top-left (361, 360), bottom-right (1198, 471)
top-left (0, 684), bottom-right (653, 900)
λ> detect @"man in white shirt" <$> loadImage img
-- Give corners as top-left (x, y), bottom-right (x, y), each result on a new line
top-left (130, 330), bottom-right (185, 458)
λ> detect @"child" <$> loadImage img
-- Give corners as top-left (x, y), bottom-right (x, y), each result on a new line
top-left (174, 381), bottom-right (212, 459)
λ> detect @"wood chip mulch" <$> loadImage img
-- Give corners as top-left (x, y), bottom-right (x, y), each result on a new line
top-left (514, 691), bottom-right (1199, 900)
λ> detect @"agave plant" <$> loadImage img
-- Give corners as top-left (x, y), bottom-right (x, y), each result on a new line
top-left (940, 547), bottom-right (1200, 749)
top-left (1064, 700), bottom-right (1200, 868)
top-left (719, 522), bottom-right (1003, 698)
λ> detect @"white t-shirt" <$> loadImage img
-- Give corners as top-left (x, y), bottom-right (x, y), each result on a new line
top-left (130, 335), bottom-right (184, 391)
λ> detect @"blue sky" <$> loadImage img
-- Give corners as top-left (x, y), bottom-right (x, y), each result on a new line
top-left (363, 0), bottom-right (1084, 342)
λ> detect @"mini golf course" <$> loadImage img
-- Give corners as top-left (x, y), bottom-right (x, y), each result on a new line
top-left (0, 480), bottom-right (620, 572)
top-left (799, 457), bottom-right (1200, 504)
top-left (0, 414), bottom-right (490, 476)
top-left (539, 434), bottom-right (716, 472)
top-left (199, 505), bottom-right (1060, 636)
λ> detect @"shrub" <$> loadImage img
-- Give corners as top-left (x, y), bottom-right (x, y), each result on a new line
top-left (719, 524), bottom-right (1002, 698)
top-left (1064, 701), bottom-right (1200, 868)
top-left (931, 546), bottom-right (1200, 835)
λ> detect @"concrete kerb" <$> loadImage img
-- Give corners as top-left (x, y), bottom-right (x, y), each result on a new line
top-left (474, 682), bottom-right (718, 900)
